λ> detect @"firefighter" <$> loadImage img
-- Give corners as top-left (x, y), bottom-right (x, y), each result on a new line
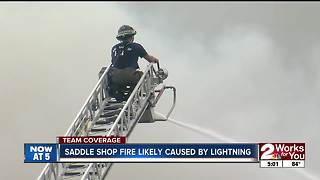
top-left (108, 25), bottom-right (159, 100)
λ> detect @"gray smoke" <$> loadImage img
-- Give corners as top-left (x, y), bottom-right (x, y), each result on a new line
top-left (116, 2), bottom-right (320, 180)
top-left (1, 2), bottom-right (319, 180)
top-left (0, 3), bottom-right (136, 179)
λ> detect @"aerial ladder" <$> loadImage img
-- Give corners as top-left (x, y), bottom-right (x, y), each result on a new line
top-left (38, 63), bottom-right (176, 180)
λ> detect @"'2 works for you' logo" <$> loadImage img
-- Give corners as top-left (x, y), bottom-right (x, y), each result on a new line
top-left (259, 143), bottom-right (305, 160)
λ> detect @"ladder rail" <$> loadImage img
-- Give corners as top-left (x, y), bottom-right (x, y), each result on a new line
top-left (164, 86), bottom-right (176, 119)
top-left (108, 64), bottom-right (154, 136)
top-left (65, 65), bottom-right (111, 136)
top-left (81, 64), bottom-right (157, 180)
top-left (38, 65), bottom-right (111, 180)
top-left (38, 63), bottom-right (160, 180)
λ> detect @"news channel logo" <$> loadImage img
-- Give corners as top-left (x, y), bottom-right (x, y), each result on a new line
top-left (259, 143), bottom-right (305, 160)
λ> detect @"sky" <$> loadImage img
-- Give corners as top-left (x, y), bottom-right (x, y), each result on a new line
top-left (0, 2), bottom-right (319, 180)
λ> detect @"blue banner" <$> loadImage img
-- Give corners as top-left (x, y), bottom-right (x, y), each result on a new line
top-left (59, 143), bottom-right (258, 162)
top-left (24, 144), bottom-right (57, 163)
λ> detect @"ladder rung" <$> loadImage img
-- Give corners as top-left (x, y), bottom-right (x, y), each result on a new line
top-left (100, 109), bottom-right (121, 117)
top-left (104, 107), bottom-right (122, 111)
top-left (66, 164), bottom-right (88, 169)
top-left (107, 99), bottom-right (123, 104)
top-left (104, 104), bottom-right (124, 111)
top-left (63, 172), bottom-right (83, 176)
top-left (90, 128), bottom-right (108, 132)
top-left (96, 115), bottom-right (117, 124)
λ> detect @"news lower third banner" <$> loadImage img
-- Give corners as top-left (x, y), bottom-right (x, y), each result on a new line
top-left (25, 143), bottom-right (258, 163)
top-left (59, 144), bottom-right (258, 162)
top-left (24, 137), bottom-right (305, 168)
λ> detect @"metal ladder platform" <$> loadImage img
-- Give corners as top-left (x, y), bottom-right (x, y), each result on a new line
top-left (38, 63), bottom-right (176, 180)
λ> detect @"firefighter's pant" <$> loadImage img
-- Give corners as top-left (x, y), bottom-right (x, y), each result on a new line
top-left (109, 67), bottom-right (143, 86)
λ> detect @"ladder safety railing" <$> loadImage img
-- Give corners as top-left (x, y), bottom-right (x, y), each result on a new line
top-left (65, 65), bottom-right (111, 136)
top-left (81, 63), bottom-right (158, 179)
top-left (38, 65), bottom-right (111, 180)
top-left (38, 62), bottom-right (174, 180)
top-left (153, 86), bottom-right (176, 119)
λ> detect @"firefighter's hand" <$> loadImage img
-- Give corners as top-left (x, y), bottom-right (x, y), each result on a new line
top-left (153, 57), bottom-right (159, 64)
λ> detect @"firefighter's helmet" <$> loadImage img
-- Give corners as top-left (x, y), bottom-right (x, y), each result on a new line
top-left (116, 25), bottom-right (137, 40)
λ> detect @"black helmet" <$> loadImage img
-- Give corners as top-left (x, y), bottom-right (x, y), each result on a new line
top-left (116, 25), bottom-right (137, 40)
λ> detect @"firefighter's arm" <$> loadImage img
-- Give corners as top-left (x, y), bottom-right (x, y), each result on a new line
top-left (144, 54), bottom-right (159, 64)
